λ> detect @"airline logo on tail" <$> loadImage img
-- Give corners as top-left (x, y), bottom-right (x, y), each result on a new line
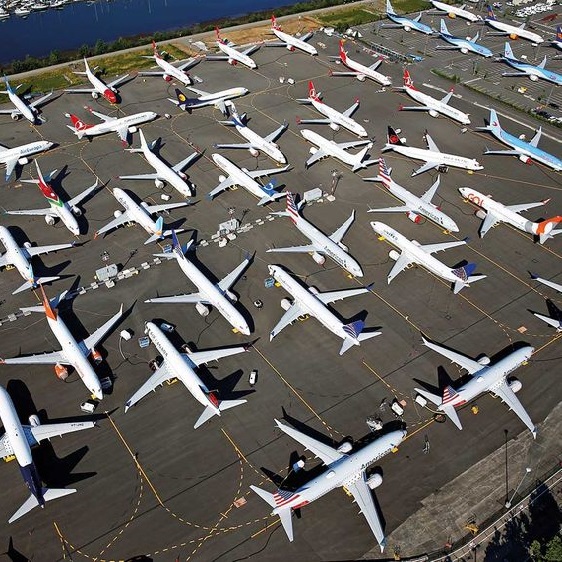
top-left (403, 70), bottom-right (415, 90)
top-left (39, 284), bottom-right (57, 321)
top-left (286, 192), bottom-right (299, 224)
top-left (273, 489), bottom-right (300, 507)
top-left (343, 319), bottom-right (365, 340)
top-left (171, 230), bottom-right (183, 257)
top-left (452, 263), bottom-right (476, 282)
top-left (37, 174), bottom-right (63, 208)
top-left (534, 216), bottom-right (562, 236)
top-left (215, 27), bottom-right (227, 45)
top-left (387, 126), bottom-right (404, 146)
top-left (154, 216), bottom-right (164, 236)
top-left (271, 14), bottom-right (281, 30)
top-left (68, 114), bottom-right (91, 132)
top-left (442, 385), bottom-right (464, 406)
top-left (151, 40), bottom-right (161, 58)
top-left (557, 26), bottom-right (562, 41)
top-left (308, 81), bottom-right (320, 102)
top-left (378, 159), bottom-right (392, 186)
top-left (486, 5), bottom-right (496, 19)
top-left (339, 40), bottom-right (348, 63)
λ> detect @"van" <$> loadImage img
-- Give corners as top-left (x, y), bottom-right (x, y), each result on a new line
top-left (80, 401), bottom-right (96, 414)
top-left (249, 370), bottom-right (258, 386)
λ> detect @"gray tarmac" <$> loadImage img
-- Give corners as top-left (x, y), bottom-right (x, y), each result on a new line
top-left (0, 17), bottom-right (560, 562)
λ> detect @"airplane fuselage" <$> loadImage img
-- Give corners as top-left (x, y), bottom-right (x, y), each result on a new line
top-left (340, 53), bottom-right (391, 86)
top-left (388, 13), bottom-right (434, 34)
top-left (0, 141), bottom-right (54, 168)
top-left (6, 90), bottom-right (36, 123)
top-left (403, 87), bottom-right (471, 124)
top-left (485, 18), bottom-right (543, 44)
top-left (310, 98), bottom-right (367, 137)
top-left (142, 144), bottom-right (193, 197)
top-left (388, 144), bottom-right (482, 171)
top-left (273, 27), bottom-right (317, 55)
top-left (503, 58), bottom-right (562, 85)
top-left (235, 123), bottom-right (286, 164)
top-left (0, 225), bottom-right (35, 283)
top-left (440, 34), bottom-right (493, 57)
top-left (155, 55), bottom-right (191, 85)
top-left (199, 87), bottom-right (248, 103)
top-left (217, 41), bottom-right (257, 69)
top-left (36, 174), bottom-right (80, 235)
top-left (431, 0), bottom-right (481, 21)
top-left (81, 112), bottom-right (157, 138)
top-left (112, 188), bottom-right (160, 235)
top-left (212, 153), bottom-right (269, 200)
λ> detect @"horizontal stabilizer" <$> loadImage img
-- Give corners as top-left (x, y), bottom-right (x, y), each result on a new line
top-left (414, 387), bottom-right (441, 407)
top-left (192, 401), bottom-right (246, 430)
top-left (9, 487), bottom-right (76, 524)
top-left (13, 276), bottom-right (59, 295)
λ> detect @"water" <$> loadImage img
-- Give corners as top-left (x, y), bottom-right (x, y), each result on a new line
top-left (0, 0), bottom-right (302, 64)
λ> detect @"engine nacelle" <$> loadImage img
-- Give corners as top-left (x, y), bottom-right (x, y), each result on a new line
top-left (337, 241), bottom-right (348, 252)
top-left (309, 146), bottom-right (318, 155)
top-left (476, 209), bottom-right (487, 220)
top-left (429, 109), bottom-right (439, 118)
top-left (225, 289), bottom-right (238, 302)
top-left (312, 251), bottom-right (326, 265)
top-left (128, 126), bottom-right (138, 134)
top-left (309, 286), bottom-right (319, 294)
top-left (366, 473), bottom-right (383, 490)
top-left (219, 174), bottom-right (226, 183)
top-left (281, 297), bottom-right (292, 311)
top-left (509, 33), bottom-right (518, 40)
top-left (196, 302), bottom-right (210, 317)
top-left (286, 44), bottom-right (295, 52)
top-left (72, 205), bottom-right (82, 216)
top-left (11, 112), bottom-right (20, 121)
top-left (477, 354), bottom-right (490, 365)
top-left (92, 91), bottom-right (99, 99)
top-left (90, 348), bottom-right (102, 365)
top-left (529, 74), bottom-right (539, 82)
top-left (356, 74), bottom-right (366, 82)
top-left (45, 215), bottom-right (56, 226)
top-left (18, 157), bottom-right (29, 166)
top-left (407, 210), bottom-right (422, 224)
top-left (114, 209), bottom-right (123, 218)
top-left (23, 241), bottom-right (32, 249)
top-left (163, 74), bottom-right (172, 82)
top-left (141, 201), bottom-right (150, 209)
top-left (228, 58), bottom-right (237, 66)
top-left (508, 377), bottom-right (522, 393)
top-left (54, 363), bottom-right (68, 380)
top-left (389, 249), bottom-right (400, 261)
top-left (249, 147), bottom-right (259, 157)
top-left (155, 179), bottom-right (165, 189)
top-left (329, 122), bottom-right (340, 132)
top-left (178, 171), bottom-right (187, 180)
top-left (29, 414), bottom-right (40, 427)
top-left (519, 154), bottom-right (532, 165)
top-left (461, 47), bottom-right (469, 54)
top-left (404, 25), bottom-right (412, 32)
top-left (337, 441), bottom-right (352, 454)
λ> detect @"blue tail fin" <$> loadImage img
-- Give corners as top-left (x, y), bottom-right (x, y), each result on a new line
top-left (486, 4), bottom-right (496, 19)
top-left (262, 178), bottom-right (278, 196)
top-left (453, 263), bottom-right (476, 281)
top-left (343, 319), bottom-right (365, 339)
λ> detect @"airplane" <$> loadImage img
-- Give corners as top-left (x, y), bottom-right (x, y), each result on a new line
top-left (484, 5), bottom-right (544, 44)
top-left (437, 19), bottom-right (493, 58)
top-left (145, 231), bottom-right (252, 335)
top-left (250, 419), bottom-right (406, 550)
top-left (365, 159), bottom-right (459, 232)
top-left (0, 77), bottom-right (53, 124)
top-left (215, 103), bottom-right (288, 164)
top-left (370, 221), bottom-right (486, 293)
top-left (94, 187), bottom-right (190, 244)
top-left (476, 108), bottom-right (562, 171)
top-left (63, 57), bottom-right (129, 103)
top-left (0, 139), bottom-right (54, 181)
top-left (208, 153), bottom-right (291, 205)
top-left (529, 273), bottom-right (562, 293)
top-left (381, 0), bottom-right (436, 34)
top-left (500, 42), bottom-right (562, 85)
top-left (300, 128), bottom-right (378, 171)
top-left (4, 160), bottom-right (99, 236)
top-left (530, 299), bottom-right (562, 332)
top-left (396, 69), bottom-right (471, 125)
top-left (329, 39), bottom-right (392, 86)
top-left (383, 126), bottom-right (483, 176)
top-left (205, 27), bottom-right (260, 69)
top-left (458, 187), bottom-right (562, 243)
top-left (414, 334), bottom-right (537, 437)
top-left (296, 81), bottom-right (368, 137)
top-left (268, 264), bottom-right (381, 355)
top-left (168, 85), bottom-right (249, 116)
top-left (428, 0), bottom-right (482, 22)
top-left (65, 107), bottom-right (158, 146)
top-left (0, 225), bottom-right (74, 294)
top-left (266, 14), bottom-right (317, 55)
top-left (138, 40), bottom-right (201, 85)
top-left (267, 192), bottom-right (364, 277)
top-left (118, 129), bottom-right (200, 197)
top-left (1, 284), bottom-right (123, 400)
top-left (0, 383), bottom-right (94, 524)
top-left (124, 321), bottom-right (249, 429)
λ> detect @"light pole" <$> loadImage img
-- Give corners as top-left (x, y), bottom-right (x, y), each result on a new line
top-left (505, 467), bottom-right (532, 509)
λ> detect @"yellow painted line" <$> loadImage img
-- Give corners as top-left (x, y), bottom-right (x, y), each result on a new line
top-left (221, 428), bottom-right (250, 465)
top-left (251, 519), bottom-right (280, 539)
top-left (403, 417), bottom-right (435, 442)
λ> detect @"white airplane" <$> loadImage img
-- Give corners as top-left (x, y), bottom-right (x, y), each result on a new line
top-left (0, 225), bottom-right (74, 294)
top-left (529, 273), bottom-right (562, 293)
top-left (1, 285), bottom-right (123, 400)
top-left (484, 5), bottom-right (544, 44)
top-left (124, 321), bottom-right (249, 429)
top-left (4, 160), bottom-right (99, 236)
top-left (382, 0), bottom-right (436, 34)
top-left (383, 126), bottom-right (483, 176)
top-left (476, 109), bottom-right (562, 172)
top-left (329, 40), bottom-right (391, 86)
top-left (396, 70), bottom-right (471, 125)
top-left (65, 107), bottom-right (158, 146)
top-left (265, 14), bottom-right (317, 55)
top-left (145, 231), bottom-right (252, 335)
top-left (437, 20), bottom-right (493, 58)
top-left (64, 57), bottom-right (129, 103)
top-left (94, 187), bottom-right (189, 245)
top-left (205, 27), bottom-right (260, 69)
top-left (531, 299), bottom-right (562, 332)
top-left (300, 128), bottom-right (378, 172)
top-left (458, 187), bottom-right (562, 243)
top-left (0, 139), bottom-right (54, 181)
top-left (208, 153), bottom-right (290, 206)
top-left (296, 81), bottom-right (368, 137)
top-left (365, 159), bottom-right (459, 232)
top-left (138, 40), bottom-right (201, 85)
top-left (118, 129), bottom-right (199, 197)
top-left (500, 42), bottom-right (562, 85)
top-left (168, 85), bottom-right (249, 116)
top-left (251, 419), bottom-right (406, 550)
top-left (0, 77), bottom-right (53, 124)
top-left (371, 221), bottom-right (486, 294)
top-left (267, 192), bottom-right (364, 277)
top-left (0, 384), bottom-right (94, 524)
top-left (268, 264), bottom-right (381, 355)
top-left (429, 0), bottom-right (481, 21)
top-left (415, 334), bottom-right (537, 437)
top-left (215, 104), bottom-right (288, 164)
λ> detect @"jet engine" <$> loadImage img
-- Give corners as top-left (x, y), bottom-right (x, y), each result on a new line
top-left (404, 25), bottom-right (412, 32)
top-left (366, 473), bottom-right (383, 490)
top-left (337, 441), bottom-right (352, 454)
top-left (11, 112), bottom-right (20, 121)
top-left (90, 348), bottom-right (102, 365)
top-left (17, 157), bottom-right (29, 166)
top-left (249, 147), bottom-right (260, 157)
top-left (519, 154), bottom-right (532, 165)
top-left (389, 249), bottom-right (400, 261)
top-left (429, 109), bottom-right (439, 118)
top-left (71, 206), bottom-right (82, 216)
top-left (114, 209), bottom-right (123, 218)
top-left (508, 377), bottom-right (522, 393)
top-left (356, 74), bottom-right (366, 82)
top-left (329, 122), bottom-right (340, 132)
top-left (509, 33), bottom-right (519, 40)
top-left (141, 201), bottom-right (150, 209)
top-left (155, 179), bottom-right (165, 189)
top-left (92, 91), bottom-right (99, 99)
top-left (23, 241), bottom-right (32, 249)
top-left (225, 289), bottom-right (238, 302)
top-left (29, 414), bottom-right (40, 427)
top-left (219, 174), bottom-right (226, 182)
top-left (309, 286), bottom-right (319, 294)
top-left (309, 146), bottom-right (318, 155)
top-left (476, 209), bottom-right (487, 220)
top-left (477, 354), bottom-right (490, 365)
top-left (196, 302), bottom-right (210, 317)
top-left (128, 126), bottom-right (138, 134)
top-left (337, 241), bottom-right (348, 252)
top-left (45, 215), bottom-right (56, 226)
top-left (312, 252), bottom-right (326, 265)
top-left (163, 74), bottom-right (172, 82)
top-left (281, 298), bottom-right (292, 311)
top-left (54, 363), bottom-right (69, 380)
top-left (407, 210), bottom-right (422, 223)
top-left (178, 171), bottom-right (187, 180)
top-left (228, 58), bottom-right (238, 66)
top-left (286, 44), bottom-right (295, 52)
top-left (461, 47), bottom-right (469, 54)
top-left (530, 75), bottom-right (539, 82)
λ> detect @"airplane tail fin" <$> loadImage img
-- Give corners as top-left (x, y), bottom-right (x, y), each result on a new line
top-left (9, 487), bottom-right (76, 524)
top-left (386, 0), bottom-right (396, 15)
top-left (271, 14), bottom-right (281, 30)
top-left (504, 42), bottom-right (515, 60)
top-left (557, 25), bottom-right (562, 42)
top-left (486, 4), bottom-right (496, 19)
top-left (440, 18), bottom-right (449, 35)
top-left (476, 109), bottom-right (501, 134)
top-left (452, 263), bottom-right (486, 293)
top-left (403, 69), bottom-right (415, 89)
top-left (340, 320), bottom-right (380, 355)
top-left (13, 276), bottom-right (60, 295)
top-left (66, 114), bottom-right (92, 138)
top-left (385, 126), bottom-right (405, 150)
top-left (439, 386), bottom-right (463, 429)
top-left (193, 398), bottom-right (246, 429)
top-left (378, 157), bottom-right (393, 186)
top-left (532, 216), bottom-right (562, 244)
top-left (351, 145), bottom-right (374, 172)
top-left (250, 486), bottom-right (295, 542)
top-left (339, 39), bottom-right (347, 62)
top-left (144, 216), bottom-right (165, 245)
top-left (258, 179), bottom-right (285, 206)
top-left (308, 80), bottom-right (321, 102)
top-left (219, 399), bottom-right (247, 412)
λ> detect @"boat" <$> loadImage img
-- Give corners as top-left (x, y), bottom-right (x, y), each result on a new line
top-left (14, 6), bottom-right (31, 15)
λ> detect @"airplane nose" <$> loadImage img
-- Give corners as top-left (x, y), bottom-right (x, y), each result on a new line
top-left (93, 389), bottom-right (103, 400)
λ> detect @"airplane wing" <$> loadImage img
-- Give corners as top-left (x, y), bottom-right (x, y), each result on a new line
top-left (420, 176), bottom-right (441, 204)
top-left (29, 420), bottom-right (95, 444)
top-left (479, 212), bottom-right (500, 237)
top-left (368, 204), bottom-right (411, 213)
top-left (145, 292), bottom-right (206, 304)
top-left (387, 253), bottom-right (415, 283)
top-left (330, 70), bottom-right (362, 78)
top-left (529, 128), bottom-right (542, 148)
top-left (421, 335), bottom-right (482, 374)
top-left (440, 90), bottom-right (454, 105)
top-left (138, 70), bottom-right (166, 76)
top-left (0, 254), bottom-right (10, 268)
top-left (115, 126), bottom-right (129, 144)
top-left (217, 256), bottom-right (251, 293)
top-left (419, 240), bottom-right (466, 254)
top-left (25, 242), bottom-right (74, 257)
top-left (208, 176), bottom-right (237, 199)
top-left (502, 71), bottom-right (529, 78)
top-left (125, 361), bottom-right (174, 412)
top-left (297, 117), bottom-right (332, 125)
top-left (305, 149), bottom-right (328, 167)
top-left (172, 151), bottom-right (200, 173)
top-left (64, 88), bottom-right (96, 95)
top-left (316, 286), bottom-right (369, 305)
top-left (264, 121), bottom-right (288, 143)
top-left (4, 157), bottom-right (19, 180)
top-left (343, 100), bottom-right (360, 118)
top-left (337, 140), bottom-right (371, 150)
top-left (89, 109), bottom-right (116, 123)
top-left (346, 475), bottom-right (386, 549)
top-left (215, 142), bottom-right (254, 150)
top-left (145, 201), bottom-right (189, 214)
top-left (5, 207), bottom-right (51, 217)
top-left (399, 105), bottom-right (432, 112)
top-left (270, 302), bottom-right (306, 339)
top-left (424, 134), bottom-right (441, 153)
top-left (329, 211), bottom-right (355, 244)
top-left (186, 345), bottom-right (248, 368)
top-left (274, 419), bottom-right (343, 465)
top-left (95, 211), bottom-right (132, 236)
top-left (241, 45), bottom-right (260, 56)
top-left (177, 57), bottom-right (201, 71)
top-left (532, 311), bottom-right (561, 330)
top-left (29, 91), bottom-right (54, 109)
top-left (80, 305), bottom-right (123, 353)
top-left (119, 172), bottom-right (160, 181)
top-left (369, 60), bottom-right (383, 71)
top-left (106, 74), bottom-right (130, 89)
top-left (267, 244), bottom-right (318, 254)
top-left (0, 434), bottom-right (12, 457)
top-left (506, 201), bottom-right (546, 214)
top-left (67, 179), bottom-right (99, 208)
top-left (412, 161), bottom-right (440, 177)
top-left (1, 350), bottom-right (67, 365)
top-left (492, 380), bottom-right (536, 435)
top-left (246, 164), bottom-right (291, 180)
top-left (0, 108), bottom-right (21, 115)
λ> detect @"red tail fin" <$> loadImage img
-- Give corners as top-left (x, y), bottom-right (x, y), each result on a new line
top-left (69, 114), bottom-right (92, 131)
top-left (339, 39), bottom-right (347, 62)
top-left (271, 14), bottom-right (280, 29)
top-left (308, 80), bottom-right (319, 101)
top-left (39, 284), bottom-right (57, 321)
top-left (403, 69), bottom-right (415, 89)
top-left (533, 216), bottom-right (562, 236)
